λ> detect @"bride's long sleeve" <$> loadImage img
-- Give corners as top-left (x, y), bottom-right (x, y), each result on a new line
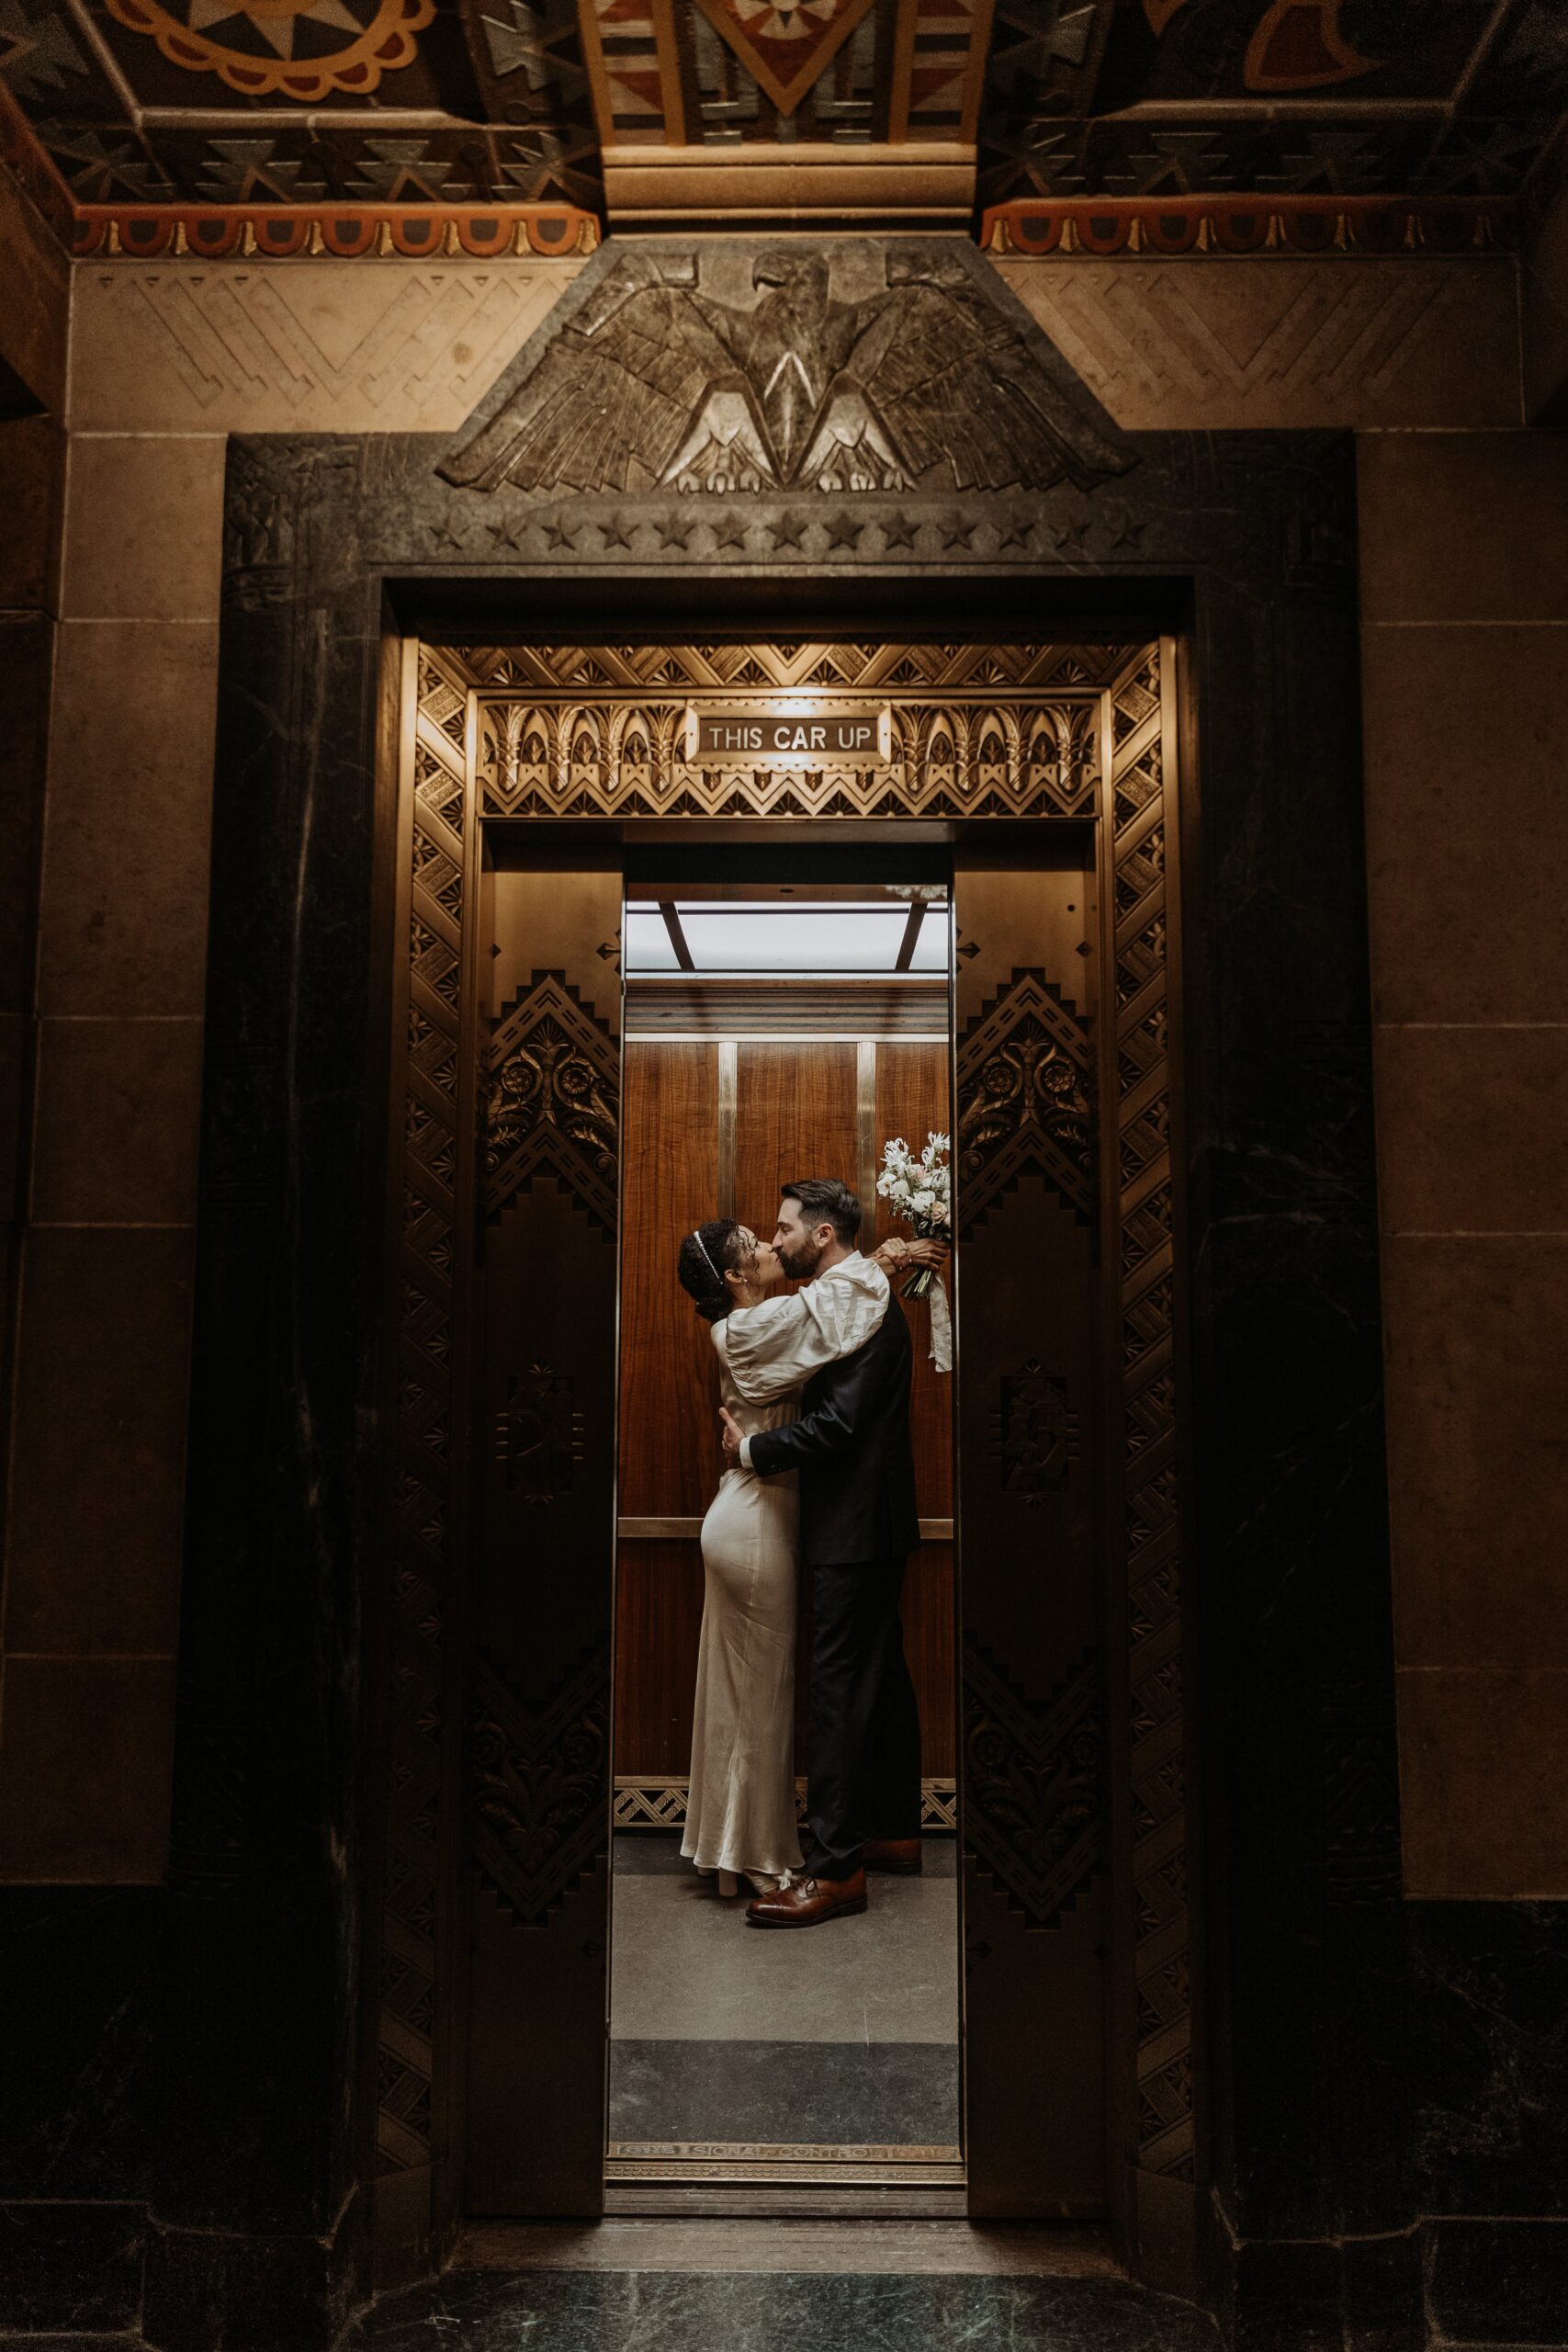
top-left (722, 1259), bottom-right (890, 1405)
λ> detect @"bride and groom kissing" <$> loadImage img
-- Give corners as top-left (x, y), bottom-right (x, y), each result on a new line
top-left (676, 1178), bottom-right (948, 1929)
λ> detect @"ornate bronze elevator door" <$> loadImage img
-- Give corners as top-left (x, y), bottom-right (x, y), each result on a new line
top-left (462, 844), bottom-right (623, 2216)
top-left (954, 840), bottom-right (1107, 2217)
top-left (380, 640), bottom-right (1190, 2245)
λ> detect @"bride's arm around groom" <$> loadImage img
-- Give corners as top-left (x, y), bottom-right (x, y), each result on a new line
top-left (722, 1249), bottom-right (896, 1407)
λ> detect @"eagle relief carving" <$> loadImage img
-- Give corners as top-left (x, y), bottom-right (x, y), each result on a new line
top-left (439, 243), bottom-right (1134, 502)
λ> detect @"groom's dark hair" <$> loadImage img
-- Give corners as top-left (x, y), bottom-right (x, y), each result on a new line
top-left (782, 1178), bottom-right (861, 1248)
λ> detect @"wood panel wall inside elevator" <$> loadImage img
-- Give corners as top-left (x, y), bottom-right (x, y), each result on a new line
top-left (615, 1036), bottom-right (955, 1791)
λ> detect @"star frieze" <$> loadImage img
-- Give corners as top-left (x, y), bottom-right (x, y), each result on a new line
top-left (409, 485), bottom-right (1164, 568)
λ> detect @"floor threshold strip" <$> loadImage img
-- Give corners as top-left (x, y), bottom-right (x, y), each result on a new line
top-left (606, 2142), bottom-right (964, 2186)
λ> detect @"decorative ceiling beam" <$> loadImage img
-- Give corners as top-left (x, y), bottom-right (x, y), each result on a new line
top-left (602, 141), bottom-right (975, 230)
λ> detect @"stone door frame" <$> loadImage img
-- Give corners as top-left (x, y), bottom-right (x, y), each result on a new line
top-left (175, 390), bottom-right (1406, 2333)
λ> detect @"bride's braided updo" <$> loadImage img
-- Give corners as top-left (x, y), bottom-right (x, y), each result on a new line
top-left (677, 1217), bottom-right (744, 1323)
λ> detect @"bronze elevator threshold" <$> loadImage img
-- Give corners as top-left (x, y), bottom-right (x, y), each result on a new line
top-left (604, 2182), bottom-right (972, 2220)
top-left (607, 2143), bottom-right (964, 2188)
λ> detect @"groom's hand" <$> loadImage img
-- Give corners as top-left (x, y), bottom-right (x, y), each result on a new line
top-left (719, 1407), bottom-right (744, 1467)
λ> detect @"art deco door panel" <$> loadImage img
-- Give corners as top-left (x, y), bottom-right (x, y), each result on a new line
top-left (953, 843), bottom-right (1107, 2216)
top-left (462, 851), bottom-right (623, 2216)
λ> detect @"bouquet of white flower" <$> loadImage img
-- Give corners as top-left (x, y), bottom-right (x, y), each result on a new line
top-left (875, 1131), bottom-right (952, 1301)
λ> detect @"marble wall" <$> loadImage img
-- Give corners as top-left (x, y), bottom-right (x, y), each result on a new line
top-left (0, 244), bottom-right (587, 1886)
top-left (0, 156), bottom-right (70, 1880)
top-left (1360, 428), bottom-right (1568, 1903)
top-left (1359, 423), bottom-right (1568, 2343)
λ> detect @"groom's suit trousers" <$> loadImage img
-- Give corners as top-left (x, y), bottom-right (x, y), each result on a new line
top-left (803, 1552), bottom-right (922, 1881)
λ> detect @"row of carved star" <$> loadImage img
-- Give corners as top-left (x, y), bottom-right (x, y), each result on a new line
top-left (421, 506), bottom-right (1155, 561)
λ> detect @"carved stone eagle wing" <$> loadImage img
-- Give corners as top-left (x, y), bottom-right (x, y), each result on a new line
top-left (439, 265), bottom-right (760, 497)
top-left (839, 274), bottom-right (1135, 497)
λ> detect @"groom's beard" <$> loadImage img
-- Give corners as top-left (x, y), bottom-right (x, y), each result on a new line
top-left (778, 1236), bottom-right (825, 1281)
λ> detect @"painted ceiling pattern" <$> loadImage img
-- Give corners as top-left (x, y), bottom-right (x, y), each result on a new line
top-left (1, 0), bottom-right (1565, 217)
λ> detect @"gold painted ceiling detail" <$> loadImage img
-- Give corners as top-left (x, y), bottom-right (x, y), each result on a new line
top-left (104, 0), bottom-right (434, 100)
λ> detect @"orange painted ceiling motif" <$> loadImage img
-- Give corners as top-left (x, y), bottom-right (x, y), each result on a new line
top-left (102, 0), bottom-right (434, 100)
top-left (0, 0), bottom-right (1563, 226)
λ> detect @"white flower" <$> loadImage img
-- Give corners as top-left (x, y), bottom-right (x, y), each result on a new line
top-left (911, 1188), bottom-right (935, 1215)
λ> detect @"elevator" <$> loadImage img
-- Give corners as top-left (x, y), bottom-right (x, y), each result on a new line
top-left (379, 635), bottom-right (1193, 2233)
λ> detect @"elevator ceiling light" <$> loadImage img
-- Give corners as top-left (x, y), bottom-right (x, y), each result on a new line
top-left (625, 899), bottom-right (948, 978)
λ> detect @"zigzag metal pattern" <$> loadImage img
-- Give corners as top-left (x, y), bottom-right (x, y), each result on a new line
top-left (479, 695), bottom-right (1100, 822)
top-left (1109, 645), bottom-right (1192, 2185)
top-left (377, 647), bottom-right (473, 2181)
top-left (468, 639), bottom-right (1133, 694)
top-left (611, 1776), bottom-right (959, 1832)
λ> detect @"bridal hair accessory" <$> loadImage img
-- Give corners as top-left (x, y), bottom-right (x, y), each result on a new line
top-left (877, 1132), bottom-right (953, 1374)
top-left (691, 1229), bottom-right (727, 1290)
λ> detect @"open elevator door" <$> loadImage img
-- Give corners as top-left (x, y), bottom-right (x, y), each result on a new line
top-left (953, 834), bottom-right (1110, 2220)
top-left (460, 826), bottom-right (1114, 2219)
top-left (463, 838), bottom-right (624, 2216)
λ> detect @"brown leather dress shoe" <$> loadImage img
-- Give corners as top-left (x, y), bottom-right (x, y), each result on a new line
top-left (863, 1838), bottom-right (922, 1874)
top-left (745, 1870), bottom-right (867, 1928)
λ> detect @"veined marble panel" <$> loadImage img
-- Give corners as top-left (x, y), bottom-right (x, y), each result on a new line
top-left (68, 257), bottom-right (589, 436)
top-left (995, 255), bottom-right (1521, 430)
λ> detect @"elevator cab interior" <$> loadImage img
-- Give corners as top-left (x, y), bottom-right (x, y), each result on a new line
top-left (609, 849), bottom-right (960, 2194)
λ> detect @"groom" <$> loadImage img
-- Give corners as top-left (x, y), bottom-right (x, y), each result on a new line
top-left (720, 1177), bottom-right (924, 1928)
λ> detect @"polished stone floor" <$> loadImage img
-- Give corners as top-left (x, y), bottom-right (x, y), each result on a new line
top-left (609, 1835), bottom-right (959, 2150)
top-left (343, 2223), bottom-right (1223, 2350)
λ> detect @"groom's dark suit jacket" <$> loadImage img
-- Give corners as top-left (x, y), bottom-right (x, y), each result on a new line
top-left (747, 1287), bottom-right (920, 1566)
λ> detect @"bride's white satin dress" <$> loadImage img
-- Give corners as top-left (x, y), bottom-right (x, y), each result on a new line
top-left (681, 1254), bottom-right (890, 1883)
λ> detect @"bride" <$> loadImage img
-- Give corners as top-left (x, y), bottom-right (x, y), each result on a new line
top-left (674, 1215), bottom-right (939, 1897)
